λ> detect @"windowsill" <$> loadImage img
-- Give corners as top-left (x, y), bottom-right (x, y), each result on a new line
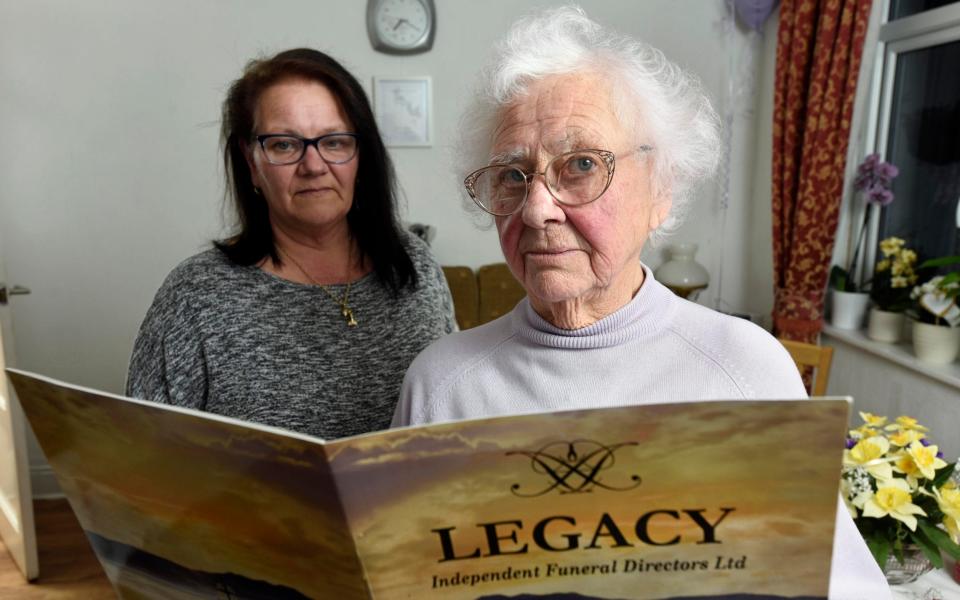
top-left (822, 324), bottom-right (960, 390)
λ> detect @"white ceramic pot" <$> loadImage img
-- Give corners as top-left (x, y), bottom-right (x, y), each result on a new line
top-left (830, 290), bottom-right (870, 330)
top-left (912, 321), bottom-right (960, 364)
top-left (866, 308), bottom-right (905, 343)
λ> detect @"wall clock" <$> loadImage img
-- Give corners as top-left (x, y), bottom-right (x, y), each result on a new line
top-left (366, 0), bottom-right (436, 55)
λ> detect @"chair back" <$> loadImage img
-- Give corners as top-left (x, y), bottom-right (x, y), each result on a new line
top-left (442, 264), bottom-right (526, 330)
top-left (477, 263), bottom-right (526, 325)
top-left (441, 266), bottom-right (479, 330)
top-left (779, 339), bottom-right (834, 396)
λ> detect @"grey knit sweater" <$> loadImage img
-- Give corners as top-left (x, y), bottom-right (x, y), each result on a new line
top-left (126, 233), bottom-right (455, 440)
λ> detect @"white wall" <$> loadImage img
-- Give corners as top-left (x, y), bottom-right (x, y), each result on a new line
top-left (0, 0), bottom-right (775, 392)
top-left (745, 11), bottom-right (781, 326)
top-left (0, 1), bottom-right (778, 491)
top-left (824, 334), bottom-right (960, 461)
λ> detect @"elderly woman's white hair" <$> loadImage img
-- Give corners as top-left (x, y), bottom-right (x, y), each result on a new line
top-left (457, 5), bottom-right (721, 245)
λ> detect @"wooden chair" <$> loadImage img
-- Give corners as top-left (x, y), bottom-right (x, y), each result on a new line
top-left (779, 339), bottom-right (834, 396)
top-left (477, 263), bottom-right (526, 325)
top-left (442, 264), bottom-right (526, 330)
top-left (441, 266), bottom-right (479, 330)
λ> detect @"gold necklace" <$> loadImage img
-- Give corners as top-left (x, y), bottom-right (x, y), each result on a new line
top-left (277, 247), bottom-right (358, 327)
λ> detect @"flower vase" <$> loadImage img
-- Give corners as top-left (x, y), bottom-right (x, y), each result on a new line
top-left (866, 308), bottom-right (905, 343)
top-left (882, 545), bottom-right (933, 585)
top-left (655, 243), bottom-right (709, 300)
top-left (830, 290), bottom-right (870, 330)
top-left (912, 321), bottom-right (960, 364)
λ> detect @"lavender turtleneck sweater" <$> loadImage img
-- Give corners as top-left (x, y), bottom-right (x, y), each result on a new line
top-left (392, 266), bottom-right (890, 600)
top-left (393, 266), bottom-right (806, 425)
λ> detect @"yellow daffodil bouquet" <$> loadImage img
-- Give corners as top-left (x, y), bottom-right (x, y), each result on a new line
top-left (842, 412), bottom-right (960, 569)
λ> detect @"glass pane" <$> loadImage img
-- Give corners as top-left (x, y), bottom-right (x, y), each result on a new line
top-left (879, 39), bottom-right (960, 263)
top-left (889, 0), bottom-right (958, 20)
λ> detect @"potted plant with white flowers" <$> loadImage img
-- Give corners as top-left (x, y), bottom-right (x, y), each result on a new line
top-left (866, 237), bottom-right (918, 343)
top-left (908, 255), bottom-right (960, 364)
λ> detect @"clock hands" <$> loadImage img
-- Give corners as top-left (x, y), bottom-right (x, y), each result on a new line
top-left (389, 17), bottom-right (422, 34)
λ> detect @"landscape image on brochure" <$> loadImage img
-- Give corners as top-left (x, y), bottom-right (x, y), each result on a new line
top-left (6, 369), bottom-right (850, 599)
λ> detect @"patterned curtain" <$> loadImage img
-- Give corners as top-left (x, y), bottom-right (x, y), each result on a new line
top-left (772, 0), bottom-right (873, 344)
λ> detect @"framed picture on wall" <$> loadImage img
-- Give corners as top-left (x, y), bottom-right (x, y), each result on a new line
top-left (373, 76), bottom-right (432, 147)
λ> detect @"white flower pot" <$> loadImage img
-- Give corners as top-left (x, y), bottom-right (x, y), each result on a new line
top-left (866, 308), bottom-right (905, 343)
top-left (912, 321), bottom-right (960, 364)
top-left (830, 290), bottom-right (870, 330)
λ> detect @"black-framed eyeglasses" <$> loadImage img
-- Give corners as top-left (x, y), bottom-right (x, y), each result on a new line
top-left (255, 133), bottom-right (358, 166)
top-left (463, 146), bottom-right (653, 216)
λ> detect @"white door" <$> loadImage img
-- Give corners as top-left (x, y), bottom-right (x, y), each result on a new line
top-left (0, 228), bottom-right (39, 580)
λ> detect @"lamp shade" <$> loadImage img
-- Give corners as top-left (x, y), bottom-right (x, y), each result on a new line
top-left (655, 243), bottom-right (709, 299)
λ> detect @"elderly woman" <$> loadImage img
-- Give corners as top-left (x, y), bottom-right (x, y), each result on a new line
top-left (392, 7), bottom-right (888, 598)
top-left (127, 48), bottom-right (454, 439)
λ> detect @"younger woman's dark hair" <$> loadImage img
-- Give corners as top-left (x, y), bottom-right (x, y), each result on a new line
top-left (216, 48), bottom-right (415, 292)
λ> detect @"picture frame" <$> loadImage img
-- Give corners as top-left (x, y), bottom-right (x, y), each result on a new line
top-left (373, 76), bottom-right (432, 147)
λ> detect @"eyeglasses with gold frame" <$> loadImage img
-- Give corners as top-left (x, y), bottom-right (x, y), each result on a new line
top-left (464, 146), bottom-right (652, 216)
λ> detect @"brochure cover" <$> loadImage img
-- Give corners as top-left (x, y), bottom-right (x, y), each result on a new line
top-left (7, 369), bottom-right (850, 599)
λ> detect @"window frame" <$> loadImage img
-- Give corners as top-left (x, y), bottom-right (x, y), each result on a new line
top-left (845, 0), bottom-right (960, 283)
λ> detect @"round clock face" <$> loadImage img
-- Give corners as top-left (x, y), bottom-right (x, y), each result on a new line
top-left (373, 0), bottom-right (431, 49)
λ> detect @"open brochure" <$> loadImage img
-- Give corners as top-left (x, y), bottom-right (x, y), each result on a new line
top-left (6, 368), bottom-right (850, 600)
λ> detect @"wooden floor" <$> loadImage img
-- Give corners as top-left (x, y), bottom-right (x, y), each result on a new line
top-left (0, 498), bottom-right (114, 598)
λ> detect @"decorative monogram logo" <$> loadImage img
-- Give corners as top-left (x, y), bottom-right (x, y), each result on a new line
top-left (506, 439), bottom-right (641, 497)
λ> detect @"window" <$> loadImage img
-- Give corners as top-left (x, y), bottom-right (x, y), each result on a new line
top-left (890, 0), bottom-right (958, 20)
top-left (872, 1), bottom-right (960, 264)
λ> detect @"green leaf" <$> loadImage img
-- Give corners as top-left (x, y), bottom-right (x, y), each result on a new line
top-left (919, 255), bottom-right (960, 269)
top-left (830, 265), bottom-right (849, 291)
top-left (865, 529), bottom-right (891, 569)
top-left (908, 528), bottom-right (944, 568)
top-left (939, 271), bottom-right (960, 287)
top-left (932, 462), bottom-right (956, 488)
top-left (944, 538), bottom-right (960, 561)
top-left (917, 520), bottom-right (960, 560)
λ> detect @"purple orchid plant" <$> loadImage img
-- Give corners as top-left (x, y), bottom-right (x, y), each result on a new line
top-left (830, 153), bottom-right (900, 292)
top-left (854, 153), bottom-right (899, 205)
